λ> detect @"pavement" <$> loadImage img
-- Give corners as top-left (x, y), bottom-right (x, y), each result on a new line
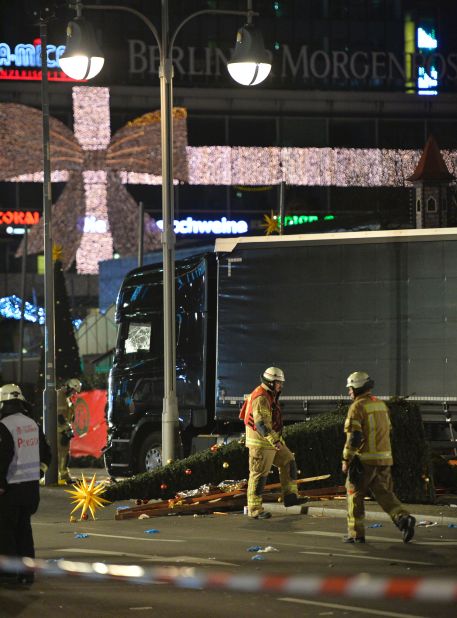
top-left (267, 498), bottom-right (457, 525)
top-left (70, 467), bottom-right (457, 526)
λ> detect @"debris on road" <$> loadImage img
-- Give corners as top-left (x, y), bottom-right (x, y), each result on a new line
top-left (114, 475), bottom-right (331, 520)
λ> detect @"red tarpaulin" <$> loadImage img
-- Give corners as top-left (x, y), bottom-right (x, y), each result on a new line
top-left (70, 389), bottom-right (108, 459)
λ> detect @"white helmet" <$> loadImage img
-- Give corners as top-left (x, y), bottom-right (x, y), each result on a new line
top-left (346, 371), bottom-right (373, 390)
top-left (66, 378), bottom-right (82, 393)
top-left (262, 367), bottom-right (285, 385)
top-left (0, 383), bottom-right (25, 402)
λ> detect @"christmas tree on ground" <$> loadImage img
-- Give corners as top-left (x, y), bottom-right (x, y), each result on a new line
top-left (37, 245), bottom-right (82, 397)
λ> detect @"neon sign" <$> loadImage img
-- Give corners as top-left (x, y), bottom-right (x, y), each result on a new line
top-left (275, 214), bottom-right (335, 226)
top-left (0, 38), bottom-right (80, 82)
top-left (156, 216), bottom-right (248, 235)
top-left (0, 211), bottom-right (40, 225)
top-left (417, 26), bottom-right (438, 95)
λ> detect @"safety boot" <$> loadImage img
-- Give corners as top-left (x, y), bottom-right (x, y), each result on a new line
top-left (398, 515), bottom-right (416, 543)
top-left (343, 536), bottom-right (365, 544)
top-left (253, 511), bottom-right (272, 520)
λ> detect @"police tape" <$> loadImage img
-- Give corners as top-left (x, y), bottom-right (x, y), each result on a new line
top-left (1, 555), bottom-right (457, 602)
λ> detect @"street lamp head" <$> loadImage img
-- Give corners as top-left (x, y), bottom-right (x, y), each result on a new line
top-left (59, 16), bottom-right (104, 80)
top-left (227, 23), bottom-right (271, 86)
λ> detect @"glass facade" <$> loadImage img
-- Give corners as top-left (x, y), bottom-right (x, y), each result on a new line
top-left (0, 0), bottom-right (456, 272)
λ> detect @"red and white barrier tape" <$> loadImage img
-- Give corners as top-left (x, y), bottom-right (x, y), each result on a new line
top-left (1, 555), bottom-right (457, 602)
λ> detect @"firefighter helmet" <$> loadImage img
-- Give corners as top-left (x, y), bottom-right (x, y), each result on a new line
top-left (262, 367), bottom-right (285, 388)
top-left (0, 383), bottom-right (25, 402)
top-left (66, 378), bottom-right (82, 393)
top-left (346, 371), bottom-right (373, 391)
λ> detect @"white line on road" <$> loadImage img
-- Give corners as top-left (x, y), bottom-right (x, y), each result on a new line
top-left (299, 550), bottom-right (433, 566)
top-left (279, 597), bottom-right (428, 618)
top-left (65, 532), bottom-right (184, 544)
top-left (56, 548), bottom-right (238, 566)
top-left (296, 531), bottom-right (457, 545)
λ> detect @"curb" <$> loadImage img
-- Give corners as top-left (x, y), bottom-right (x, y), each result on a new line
top-left (266, 502), bottom-right (457, 525)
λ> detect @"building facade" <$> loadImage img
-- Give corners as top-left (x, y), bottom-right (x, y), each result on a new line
top-left (0, 0), bottom-right (456, 283)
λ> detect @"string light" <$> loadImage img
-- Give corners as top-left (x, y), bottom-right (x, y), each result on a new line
top-left (0, 295), bottom-right (45, 324)
top-left (1, 87), bottom-right (456, 275)
top-left (0, 294), bottom-right (83, 328)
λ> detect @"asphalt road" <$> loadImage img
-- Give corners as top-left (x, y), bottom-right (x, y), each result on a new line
top-left (1, 483), bottom-right (457, 618)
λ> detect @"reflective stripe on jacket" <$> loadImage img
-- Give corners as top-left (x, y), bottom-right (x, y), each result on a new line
top-left (342, 394), bottom-right (393, 466)
top-left (0, 412), bottom-right (40, 483)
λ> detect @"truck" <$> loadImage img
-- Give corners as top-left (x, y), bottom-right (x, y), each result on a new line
top-left (104, 228), bottom-right (457, 477)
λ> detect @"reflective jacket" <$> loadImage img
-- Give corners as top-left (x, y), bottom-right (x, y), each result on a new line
top-left (57, 387), bottom-right (74, 431)
top-left (342, 394), bottom-right (393, 466)
top-left (240, 384), bottom-right (283, 449)
top-left (0, 412), bottom-right (40, 484)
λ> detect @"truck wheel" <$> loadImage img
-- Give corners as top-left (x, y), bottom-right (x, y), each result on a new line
top-left (138, 433), bottom-right (162, 473)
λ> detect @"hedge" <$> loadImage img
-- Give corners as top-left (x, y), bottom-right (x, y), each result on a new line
top-left (104, 400), bottom-right (434, 504)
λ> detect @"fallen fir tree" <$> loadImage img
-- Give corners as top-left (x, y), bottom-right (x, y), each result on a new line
top-left (104, 400), bottom-right (435, 504)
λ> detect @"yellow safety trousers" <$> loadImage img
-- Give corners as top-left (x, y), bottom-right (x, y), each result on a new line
top-left (247, 444), bottom-right (298, 517)
top-left (346, 463), bottom-right (409, 538)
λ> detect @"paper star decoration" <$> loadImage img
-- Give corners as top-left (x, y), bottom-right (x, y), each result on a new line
top-left (262, 211), bottom-right (280, 235)
top-left (66, 473), bottom-right (110, 520)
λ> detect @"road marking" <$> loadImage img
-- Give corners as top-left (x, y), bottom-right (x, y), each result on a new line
top-left (299, 550), bottom-right (433, 566)
top-left (279, 597), bottom-right (428, 618)
top-left (296, 530), bottom-right (457, 545)
top-left (57, 548), bottom-right (238, 566)
top-left (68, 532), bottom-right (184, 544)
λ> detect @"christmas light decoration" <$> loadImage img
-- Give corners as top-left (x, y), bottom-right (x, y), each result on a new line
top-left (0, 87), bottom-right (189, 273)
top-left (0, 294), bottom-right (45, 324)
top-left (1, 86), bottom-right (456, 274)
top-left (66, 473), bottom-right (110, 520)
top-left (0, 294), bottom-right (82, 328)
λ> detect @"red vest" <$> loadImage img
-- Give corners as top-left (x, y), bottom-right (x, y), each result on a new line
top-left (239, 385), bottom-right (283, 433)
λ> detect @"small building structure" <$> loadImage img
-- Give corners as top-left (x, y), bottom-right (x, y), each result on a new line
top-left (407, 136), bottom-right (455, 228)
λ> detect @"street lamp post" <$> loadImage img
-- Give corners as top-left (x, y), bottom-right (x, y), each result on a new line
top-left (60, 0), bottom-right (271, 464)
top-left (39, 13), bottom-right (58, 484)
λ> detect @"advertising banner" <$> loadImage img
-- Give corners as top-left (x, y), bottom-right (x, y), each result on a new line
top-left (70, 389), bottom-right (108, 459)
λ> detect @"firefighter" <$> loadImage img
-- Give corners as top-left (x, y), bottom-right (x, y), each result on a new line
top-left (342, 371), bottom-right (416, 543)
top-left (0, 384), bottom-right (51, 584)
top-left (57, 378), bottom-right (82, 484)
top-left (241, 367), bottom-right (299, 519)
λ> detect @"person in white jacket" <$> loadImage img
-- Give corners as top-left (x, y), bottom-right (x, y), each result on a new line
top-left (0, 384), bottom-right (51, 585)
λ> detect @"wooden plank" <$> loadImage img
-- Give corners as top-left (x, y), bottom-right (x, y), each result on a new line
top-left (115, 497), bottom-right (245, 520)
top-left (114, 474), bottom-right (331, 519)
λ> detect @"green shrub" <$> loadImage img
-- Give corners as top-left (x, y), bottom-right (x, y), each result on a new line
top-left (104, 400), bottom-right (434, 504)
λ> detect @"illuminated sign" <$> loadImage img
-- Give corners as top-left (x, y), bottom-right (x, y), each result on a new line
top-left (417, 26), bottom-right (438, 95)
top-left (156, 216), bottom-right (248, 235)
top-left (279, 214), bottom-right (335, 226)
top-left (0, 211), bottom-right (40, 225)
top-left (0, 38), bottom-right (80, 82)
top-left (129, 40), bottom-right (457, 84)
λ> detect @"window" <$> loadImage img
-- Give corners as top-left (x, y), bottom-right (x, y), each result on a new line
top-left (124, 323), bottom-right (151, 355)
top-left (280, 117), bottom-right (327, 147)
top-left (330, 119), bottom-right (376, 147)
top-left (229, 117), bottom-right (277, 146)
top-left (427, 197), bottom-right (437, 212)
top-left (416, 199), bottom-right (421, 212)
